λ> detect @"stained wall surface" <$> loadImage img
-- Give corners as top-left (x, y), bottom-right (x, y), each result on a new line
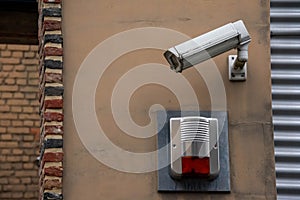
top-left (63, 1), bottom-right (276, 199)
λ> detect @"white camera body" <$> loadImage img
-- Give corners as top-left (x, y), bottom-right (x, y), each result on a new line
top-left (164, 20), bottom-right (251, 80)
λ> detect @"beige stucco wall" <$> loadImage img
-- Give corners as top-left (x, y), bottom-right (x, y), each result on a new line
top-left (63, 0), bottom-right (276, 199)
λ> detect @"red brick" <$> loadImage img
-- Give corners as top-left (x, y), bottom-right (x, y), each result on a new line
top-left (6, 184), bottom-right (26, 191)
top-left (26, 184), bottom-right (38, 191)
top-left (43, 152), bottom-right (63, 162)
top-left (11, 106), bottom-right (22, 113)
top-left (1, 92), bottom-right (13, 98)
top-left (0, 192), bottom-right (12, 198)
top-left (44, 166), bottom-right (63, 177)
top-left (24, 192), bottom-right (35, 198)
top-left (6, 156), bottom-right (22, 162)
top-left (21, 177), bottom-right (31, 184)
top-left (30, 45), bottom-right (38, 51)
top-left (15, 64), bottom-right (26, 71)
top-left (7, 99), bottom-right (29, 105)
top-left (0, 113), bottom-right (18, 120)
top-left (0, 178), bottom-right (8, 184)
top-left (2, 64), bottom-right (14, 71)
top-left (30, 127), bottom-right (40, 135)
top-left (22, 58), bottom-right (39, 65)
top-left (43, 0), bottom-right (61, 3)
top-left (0, 63), bottom-right (39, 200)
top-left (9, 71), bottom-right (27, 78)
top-left (1, 134), bottom-right (12, 140)
top-left (44, 179), bottom-right (62, 190)
top-left (0, 163), bottom-right (12, 170)
top-left (4, 78), bottom-right (15, 85)
top-left (19, 114), bottom-right (39, 120)
top-left (28, 79), bottom-right (39, 86)
top-left (0, 85), bottom-right (18, 91)
top-left (32, 177), bottom-right (38, 184)
top-left (12, 51), bottom-right (23, 58)
top-left (0, 44), bottom-right (6, 50)
top-left (44, 112), bottom-right (63, 122)
top-left (12, 134), bottom-right (22, 140)
top-left (1, 50), bottom-right (11, 57)
top-left (12, 120), bottom-right (23, 126)
top-left (0, 57), bottom-right (20, 64)
top-left (45, 72), bottom-right (62, 83)
top-left (45, 125), bottom-right (63, 135)
top-left (45, 99), bottom-right (63, 109)
top-left (24, 51), bottom-right (36, 58)
top-left (0, 142), bottom-right (18, 148)
top-left (23, 163), bottom-right (34, 169)
top-left (28, 71), bottom-right (39, 78)
top-left (24, 135), bottom-right (34, 141)
top-left (12, 192), bottom-right (23, 198)
top-left (0, 155), bottom-right (6, 162)
top-left (23, 106), bottom-right (34, 113)
top-left (13, 92), bottom-right (25, 98)
top-left (0, 127), bottom-right (6, 133)
top-left (15, 170), bottom-right (37, 177)
top-left (26, 65), bottom-right (38, 71)
top-left (12, 149), bottom-right (23, 155)
top-left (0, 41), bottom-right (56, 199)
top-left (3, 185), bottom-right (13, 191)
top-left (24, 120), bottom-right (34, 126)
top-left (43, 20), bottom-right (62, 31)
top-left (30, 100), bottom-right (40, 106)
top-left (25, 93), bottom-right (37, 99)
top-left (0, 105), bottom-right (10, 112)
top-left (20, 85), bottom-right (39, 93)
top-left (8, 177), bottom-right (20, 184)
top-left (1, 149), bottom-right (11, 155)
top-left (7, 127), bottom-right (30, 134)
top-left (21, 142), bottom-right (35, 148)
top-left (16, 79), bottom-right (27, 85)
top-left (0, 170), bottom-right (14, 177)
top-left (44, 47), bottom-right (63, 56)
top-left (0, 71), bottom-right (9, 78)
top-left (0, 120), bottom-right (11, 126)
top-left (12, 164), bottom-right (22, 171)
top-left (23, 149), bottom-right (36, 156)
top-left (7, 44), bottom-right (30, 51)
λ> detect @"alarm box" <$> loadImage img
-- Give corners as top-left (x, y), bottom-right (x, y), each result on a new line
top-left (169, 116), bottom-right (220, 179)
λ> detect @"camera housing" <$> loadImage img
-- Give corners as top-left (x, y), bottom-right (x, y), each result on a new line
top-left (164, 20), bottom-right (251, 80)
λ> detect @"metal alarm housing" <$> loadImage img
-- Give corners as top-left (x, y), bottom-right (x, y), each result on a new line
top-left (169, 116), bottom-right (220, 179)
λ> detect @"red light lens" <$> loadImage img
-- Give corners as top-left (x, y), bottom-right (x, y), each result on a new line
top-left (181, 156), bottom-right (210, 176)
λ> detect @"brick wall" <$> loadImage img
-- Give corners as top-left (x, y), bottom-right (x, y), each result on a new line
top-left (38, 0), bottom-right (64, 199)
top-left (0, 44), bottom-right (40, 200)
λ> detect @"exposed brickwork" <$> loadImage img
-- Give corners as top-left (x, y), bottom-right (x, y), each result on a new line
top-left (44, 166), bottom-right (63, 177)
top-left (43, 21), bottom-right (62, 32)
top-left (0, 44), bottom-right (40, 200)
top-left (44, 99), bottom-right (63, 109)
top-left (44, 47), bottom-right (63, 56)
top-left (38, 0), bottom-right (64, 199)
top-left (43, 0), bottom-right (61, 3)
top-left (44, 125), bottom-right (63, 136)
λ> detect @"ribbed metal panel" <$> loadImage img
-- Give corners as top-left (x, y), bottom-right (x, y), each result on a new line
top-left (271, 0), bottom-right (300, 199)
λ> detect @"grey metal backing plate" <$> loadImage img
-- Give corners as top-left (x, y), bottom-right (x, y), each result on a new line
top-left (157, 111), bottom-right (230, 192)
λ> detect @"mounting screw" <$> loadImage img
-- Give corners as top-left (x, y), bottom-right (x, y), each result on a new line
top-left (228, 55), bottom-right (247, 81)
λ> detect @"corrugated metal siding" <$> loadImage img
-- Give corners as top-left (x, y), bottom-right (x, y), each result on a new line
top-left (271, 0), bottom-right (300, 199)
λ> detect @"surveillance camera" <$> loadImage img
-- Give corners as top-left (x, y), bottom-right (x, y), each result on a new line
top-left (164, 20), bottom-right (251, 77)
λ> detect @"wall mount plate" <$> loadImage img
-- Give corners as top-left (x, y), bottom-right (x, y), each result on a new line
top-left (157, 111), bottom-right (230, 192)
top-left (228, 55), bottom-right (247, 81)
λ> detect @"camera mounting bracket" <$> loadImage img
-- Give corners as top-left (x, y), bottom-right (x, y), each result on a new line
top-left (228, 55), bottom-right (247, 81)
